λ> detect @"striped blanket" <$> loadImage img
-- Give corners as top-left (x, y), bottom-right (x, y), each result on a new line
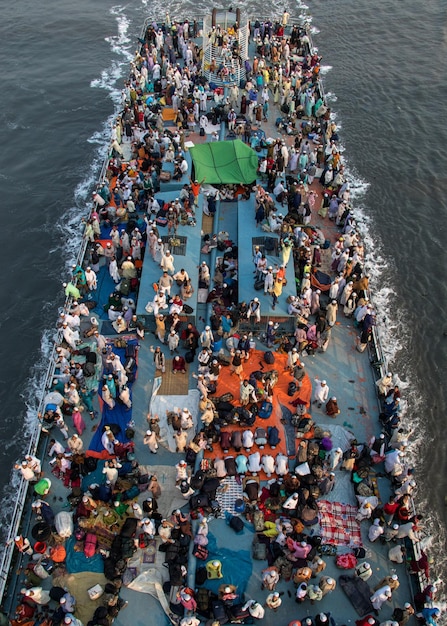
top-left (317, 500), bottom-right (363, 547)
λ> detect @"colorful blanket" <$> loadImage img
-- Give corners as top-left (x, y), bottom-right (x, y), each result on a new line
top-left (317, 500), bottom-right (362, 547)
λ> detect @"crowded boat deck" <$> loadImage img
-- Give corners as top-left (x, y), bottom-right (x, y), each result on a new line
top-left (1, 8), bottom-right (439, 626)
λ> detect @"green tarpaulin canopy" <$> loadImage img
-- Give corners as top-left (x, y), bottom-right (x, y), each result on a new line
top-left (189, 139), bottom-right (259, 185)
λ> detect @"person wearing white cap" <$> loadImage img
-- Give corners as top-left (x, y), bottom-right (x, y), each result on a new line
top-left (261, 454), bottom-right (275, 478)
top-left (131, 502), bottom-right (143, 520)
top-left (313, 378), bottom-right (329, 407)
top-left (310, 555), bottom-right (327, 577)
top-left (329, 446), bottom-right (343, 471)
top-left (62, 322), bottom-right (79, 350)
top-left (161, 250), bottom-right (175, 274)
top-left (102, 460), bottom-right (121, 487)
top-left (311, 288), bottom-right (321, 315)
top-left (198, 261), bottom-right (210, 286)
top-left (376, 372), bottom-right (393, 396)
top-left (175, 460), bottom-right (188, 484)
top-left (261, 565), bottom-right (280, 591)
top-left (395, 603), bottom-right (415, 625)
top-left (121, 256), bottom-right (137, 279)
top-left (340, 280), bottom-right (354, 307)
top-left (174, 429), bottom-right (188, 453)
top-left (326, 299), bottom-right (338, 327)
top-left (147, 230), bottom-right (158, 259)
top-left (242, 599), bottom-right (265, 619)
top-left (395, 477), bottom-right (417, 498)
top-left (370, 585), bottom-right (392, 612)
top-left (355, 561), bottom-right (372, 581)
top-left (325, 396), bottom-right (340, 416)
top-left (286, 347), bottom-right (300, 371)
top-left (179, 617), bottom-right (200, 626)
top-left (368, 518), bottom-right (384, 542)
top-left (265, 591), bottom-right (282, 611)
top-left (252, 245), bottom-right (262, 271)
top-left (14, 460), bottom-right (36, 482)
top-left (316, 613), bottom-right (330, 626)
top-left (263, 266), bottom-right (275, 295)
top-left (168, 329), bottom-right (180, 355)
top-left (300, 272), bottom-right (311, 295)
top-left (60, 592), bottom-right (76, 613)
top-left (247, 297), bottom-right (261, 323)
top-left (319, 575), bottom-right (336, 596)
top-left (63, 614), bottom-right (82, 626)
top-left (112, 315), bottom-right (127, 334)
top-left (153, 238), bottom-right (164, 265)
top-left (329, 275), bottom-right (341, 301)
top-left (144, 429), bottom-right (158, 454)
top-left (20, 587), bottom-right (51, 605)
top-left (375, 574), bottom-right (399, 592)
top-left (200, 326), bottom-right (214, 349)
top-left (384, 448), bottom-right (403, 474)
top-left (84, 266), bottom-right (97, 291)
top-left (140, 517), bottom-right (156, 538)
top-left (67, 433), bottom-right (83, 455)
top-left (13, 535), bottom-right (33, 555)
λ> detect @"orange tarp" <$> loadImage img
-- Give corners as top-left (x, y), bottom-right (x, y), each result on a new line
top-left (205, 349), bottom-right (312, 478)
top-left (162, 107), bottom-right (176, 121)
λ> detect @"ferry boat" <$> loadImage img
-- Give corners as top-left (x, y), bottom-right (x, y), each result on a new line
top-left (0, 8), bottom-right (438, 626)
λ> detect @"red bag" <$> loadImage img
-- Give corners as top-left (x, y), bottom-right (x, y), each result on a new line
top-left (84, 532), bottom-right (97, 558)
top-left (336, 553), bottom-right (357, 569)
top-left (193, 545), bottom-right (209, 560)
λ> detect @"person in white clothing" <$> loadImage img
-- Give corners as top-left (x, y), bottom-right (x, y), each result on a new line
top-left (144, 430), bottom-right (158, 453)
top-left (313, 379), bottom-right (329, 407)
top-left (85, 267), bottom-right (97, 290)
top-left (247, 298), bottom-right (261, 323)
top-left (242, 600), bottom-right (265, 620)
top-left (161, 250), bottom-right (175, 274)
top-left (368, 518), bottom-right (384, 542)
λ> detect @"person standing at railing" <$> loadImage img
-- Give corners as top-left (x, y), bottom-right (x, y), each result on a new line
top-left (12, 534), bottom-right (33, 555)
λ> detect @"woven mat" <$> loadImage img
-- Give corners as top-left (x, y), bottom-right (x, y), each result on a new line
top-left (202, 213), bottom-right (214, 234)
top-left (157, 361), bottom-right (189, 395)
top-left (215, 476), bottom-right (243, 518)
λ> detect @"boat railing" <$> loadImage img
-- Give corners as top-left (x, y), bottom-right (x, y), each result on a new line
top-left (0, 142), bottom-right (111, 599)
top-left (0, 342), bottom-right (60, 600)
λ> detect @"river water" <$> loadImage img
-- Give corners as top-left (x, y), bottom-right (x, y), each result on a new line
top-left (0, 0), bottom-right (445, 578)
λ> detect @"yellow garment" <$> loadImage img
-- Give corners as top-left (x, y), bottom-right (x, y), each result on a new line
top-left (206, 560), bottom-right (223, 579)
top-left (262, 521), bottom-right (279, 538)
top-left (273, 279), bottom-right (283, 297)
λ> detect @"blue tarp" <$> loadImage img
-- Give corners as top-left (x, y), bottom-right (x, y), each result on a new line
top-left (201, 533), bottom-right (252, 595)
top-left (88, 341), bottom-right (137, 453)
top-left (65, 536), bottom-right (104, 574)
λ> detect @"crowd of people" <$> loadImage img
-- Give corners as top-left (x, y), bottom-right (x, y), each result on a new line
top-left (8, 8), bottom-right (441, 626)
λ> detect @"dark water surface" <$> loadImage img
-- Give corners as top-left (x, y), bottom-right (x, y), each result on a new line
top-left (0, 0), bottom-right (446, 576)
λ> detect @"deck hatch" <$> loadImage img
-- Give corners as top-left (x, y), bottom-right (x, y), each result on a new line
top-left (161, 235), bottom-right (187, 256)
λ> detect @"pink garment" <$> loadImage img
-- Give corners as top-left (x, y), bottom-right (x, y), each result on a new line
top-left (72, 410), bottom-right (86, 435)
top-left (287, 538), bottom-right (311, 559)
